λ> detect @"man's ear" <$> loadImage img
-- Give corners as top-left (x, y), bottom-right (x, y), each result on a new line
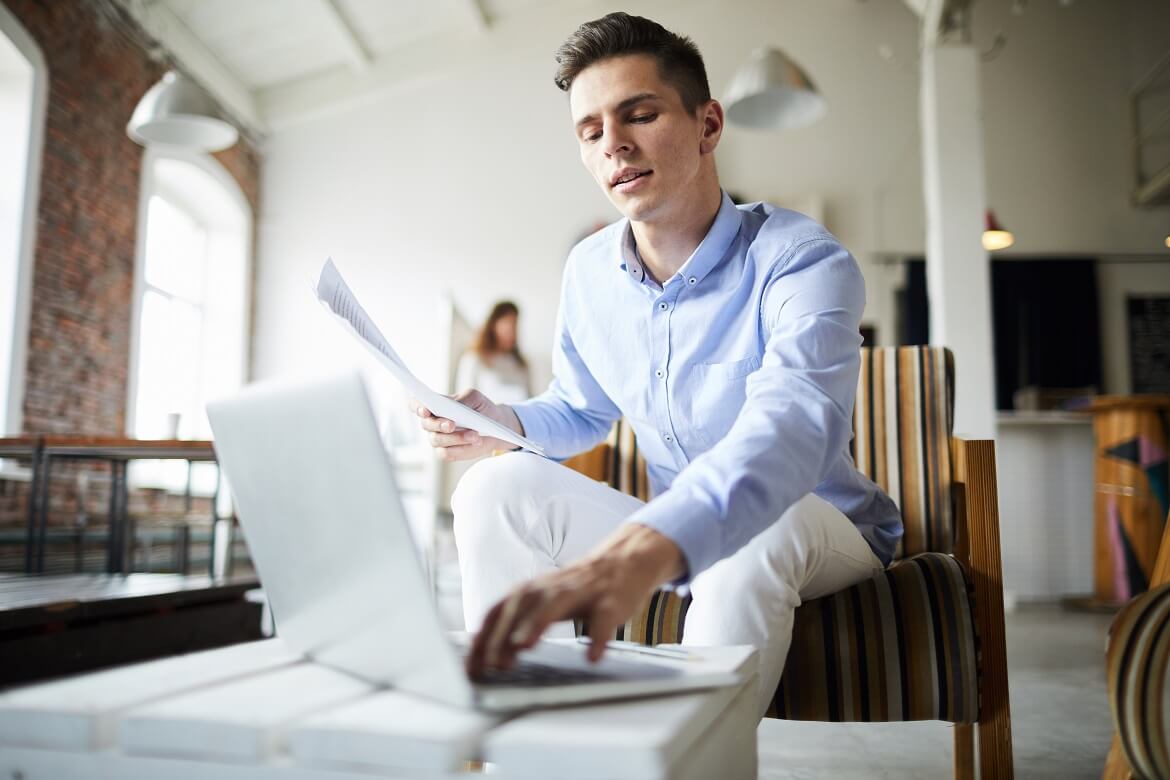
top-left (699, 100), bottom-right (725, 156)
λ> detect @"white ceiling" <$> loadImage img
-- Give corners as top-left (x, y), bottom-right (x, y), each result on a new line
top-left (113, 0), bottom-right (1097, 140)
top-left (115, 0), bottom-right (554, 135)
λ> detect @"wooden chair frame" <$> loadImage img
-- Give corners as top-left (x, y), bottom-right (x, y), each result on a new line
top-left (951, 437), bottom-right (1014, 779)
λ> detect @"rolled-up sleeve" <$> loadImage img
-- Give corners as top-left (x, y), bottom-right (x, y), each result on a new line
top-left (626, 238), bottom-right (865, 583)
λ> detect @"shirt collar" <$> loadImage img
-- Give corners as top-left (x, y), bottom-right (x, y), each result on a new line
top-left (615, 190), bottom-right (741, 289)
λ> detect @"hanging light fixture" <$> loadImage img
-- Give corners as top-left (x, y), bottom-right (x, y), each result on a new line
top-left (724, 47), bottom-right (827, 130)
top-left (126, 71), bottom-right (238, 152)
top-left (982, 209), bottom-right (1015, 251)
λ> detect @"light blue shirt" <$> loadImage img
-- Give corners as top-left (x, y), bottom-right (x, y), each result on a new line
top-left (511, 191), bottom-right (902, 583)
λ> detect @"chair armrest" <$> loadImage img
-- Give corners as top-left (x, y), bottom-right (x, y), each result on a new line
top-left (951, 437), bottom-right (1014, 773)
top-left (562, 441), bottom-right (612, 483)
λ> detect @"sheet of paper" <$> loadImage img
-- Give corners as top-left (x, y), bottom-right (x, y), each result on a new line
top-left (315, 259), bottom-right (545, 456)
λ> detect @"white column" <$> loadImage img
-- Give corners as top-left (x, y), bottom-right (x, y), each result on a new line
top-left (920, 43), bottom-right (997, 440)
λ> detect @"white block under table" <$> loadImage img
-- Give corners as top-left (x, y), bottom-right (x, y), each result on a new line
top-left (0, 639), bottom-right (757, 780)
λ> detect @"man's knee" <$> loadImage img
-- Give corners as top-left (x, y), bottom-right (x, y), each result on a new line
top-left (690, 494), bottom-right (836, 600)
top-left (450, 453), bottom-right (542, 549)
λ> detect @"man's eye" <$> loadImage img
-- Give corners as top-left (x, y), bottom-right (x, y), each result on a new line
top-left (584, 131), bottom-right (601, 143)
top-left (630, 113), bottom-right (656, 123)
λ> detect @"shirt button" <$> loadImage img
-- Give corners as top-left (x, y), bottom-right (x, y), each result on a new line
top-left (688, 277), bottom-right (697, 285)
top-left (658, 302), bottom-right (668, 311)
top-left (655, 369), bottom-right (665, 379)
top-left (663, 433), bottom-right (674, 442)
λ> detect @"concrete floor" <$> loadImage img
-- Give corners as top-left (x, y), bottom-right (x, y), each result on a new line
top-left (756, 606), bottom-right (1115, 779)
top-left (433, 527), bottom-right (1117, 778)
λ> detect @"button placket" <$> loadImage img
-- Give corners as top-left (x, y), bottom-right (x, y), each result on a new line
top-left (650, 290), bottom-right (686, 469)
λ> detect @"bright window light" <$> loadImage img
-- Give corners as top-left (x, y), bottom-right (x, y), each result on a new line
top-left (128, 154), bottom-right (250, 497)
top-left (0, 17), bottom-right (40, 439)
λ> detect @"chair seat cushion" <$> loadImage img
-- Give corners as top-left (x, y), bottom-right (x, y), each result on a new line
top-left (604, 553), bottom-right (979, 724)
top-left (774, 553), bottom-right (978, 723)
top-left (1107, 581), bottom-right (1170, 780)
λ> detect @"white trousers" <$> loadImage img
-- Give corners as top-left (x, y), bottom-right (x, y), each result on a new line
top-left (451, 453), bottom-right (884, 719)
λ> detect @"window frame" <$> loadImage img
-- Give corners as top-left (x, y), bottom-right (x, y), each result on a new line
top-left (126, 147), bottom-right (253, 443)
top-left (0, 4), bottom-right (48, 436)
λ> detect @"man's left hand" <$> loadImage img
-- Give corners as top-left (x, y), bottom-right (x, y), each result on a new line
top-left (466, 524), bottom-right (685, 677)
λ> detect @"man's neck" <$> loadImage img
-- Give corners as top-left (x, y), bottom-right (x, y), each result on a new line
top-left (631, 185), bottom-right (723, 285)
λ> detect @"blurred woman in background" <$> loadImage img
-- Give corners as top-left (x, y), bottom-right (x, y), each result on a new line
top-left (456, 301), bottom-right (531, 405)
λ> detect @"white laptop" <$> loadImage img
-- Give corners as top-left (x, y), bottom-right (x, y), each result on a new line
top-left (206, 371), bottom-right (737, 712)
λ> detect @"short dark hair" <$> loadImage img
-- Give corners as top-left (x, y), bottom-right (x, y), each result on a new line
top-left (553, 12), bottom-right (711, 114)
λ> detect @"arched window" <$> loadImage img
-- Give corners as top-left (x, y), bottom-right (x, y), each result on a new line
top-left (128, 150), bottom-right (251, 491)
top-left (0, 5), bottom-right (47, 438)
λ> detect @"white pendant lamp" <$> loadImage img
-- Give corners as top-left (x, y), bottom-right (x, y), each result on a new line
top-left (724, 47), bottom-right (827, 130)
top-left (127, 71), bottom-right (238, 152)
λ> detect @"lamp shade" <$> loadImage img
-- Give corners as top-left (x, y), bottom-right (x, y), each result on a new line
top-left (982, 209), bottom-right (1015, 251)
top-left (127, 71), bottom-right (238, 152)
top-left (724, 47), bottom-right (827, 130)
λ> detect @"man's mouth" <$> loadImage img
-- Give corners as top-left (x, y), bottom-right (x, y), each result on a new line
top-left (611, 169), bottom-right (652, 188)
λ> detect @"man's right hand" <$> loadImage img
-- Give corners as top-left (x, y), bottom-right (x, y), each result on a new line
top-left (410, 389), bottom-right (524, 461)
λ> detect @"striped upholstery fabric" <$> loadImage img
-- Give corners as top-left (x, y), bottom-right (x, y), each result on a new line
top-left (854, 347), bottom-right (955, 559)
top-left (579, 346), bottom-right (981, 724)
top-left (772, 553), bottom-right (977, 722)
top-left (593, 589), bottom-right (691, 647)
top-left (1107, 582), bottom-right (1170, 779)
top-left (607, 418), bottom-right (652, 503)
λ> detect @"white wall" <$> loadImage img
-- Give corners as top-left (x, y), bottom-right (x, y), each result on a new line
top-left (973, 0), bottom-right (1169, 257)
top-left (252, 0), bottom-right (1170, 417)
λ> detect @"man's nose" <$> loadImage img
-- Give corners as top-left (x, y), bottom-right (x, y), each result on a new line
top-left (602, 125), bottom-right (633, 157)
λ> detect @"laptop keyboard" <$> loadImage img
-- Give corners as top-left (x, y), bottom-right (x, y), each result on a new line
top-left (473, 659), bottom-right (614, 687)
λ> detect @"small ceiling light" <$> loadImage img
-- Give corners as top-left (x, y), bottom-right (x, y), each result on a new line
top-left (724, 47), bottom-right (827, 130)
top-left (1164, 235), bottom-right (1170, 249)
top-left (982, 209), bottom-right (1015, 252)
top-left (127, 71), bottom-right (238, 152)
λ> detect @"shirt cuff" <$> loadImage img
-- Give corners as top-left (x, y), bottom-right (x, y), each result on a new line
top-left (508, 400), bottom-right (552, 451)
top-left (624, 485), bottom-right (722, 591)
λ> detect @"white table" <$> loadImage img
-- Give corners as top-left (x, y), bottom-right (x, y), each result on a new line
top-left (0, 639), bottom-right (758, 779)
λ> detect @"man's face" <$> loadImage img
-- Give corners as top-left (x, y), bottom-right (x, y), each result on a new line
top-left (570, 54), bottom-right (712, 224)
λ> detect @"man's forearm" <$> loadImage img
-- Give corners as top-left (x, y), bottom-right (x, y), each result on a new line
top-left (509, 394), bottom-right (619, 461)
top-left (589, 524), bottom-right (686, 589)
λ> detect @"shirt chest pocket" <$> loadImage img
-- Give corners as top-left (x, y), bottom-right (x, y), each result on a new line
top-left (685, 356), bottom-right (761, 449)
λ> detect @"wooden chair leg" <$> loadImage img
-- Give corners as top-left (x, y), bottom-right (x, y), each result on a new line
top-left (954, 724), bottom-right (975, 780)
top-left (1102, 736), bottom-right (1132, 779)
top-left (953, 439), bottom-right (1015, 779)
top-left (978, 708), bottom-right (1013, 779)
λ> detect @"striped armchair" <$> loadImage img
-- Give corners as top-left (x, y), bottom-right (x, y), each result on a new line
top-left (564, 346), bottom-right (1013, 779)
top-left (1103, 514), bottom-right (1170, 780)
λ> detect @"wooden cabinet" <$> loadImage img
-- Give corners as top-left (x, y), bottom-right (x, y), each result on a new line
top-left (1088, 396), bottom-right (1170, 605)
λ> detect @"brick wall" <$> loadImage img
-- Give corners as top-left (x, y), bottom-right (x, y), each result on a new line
top-left (3, 0), bottom-right (261, 435)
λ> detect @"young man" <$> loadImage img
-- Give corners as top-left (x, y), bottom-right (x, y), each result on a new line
top-left (414, 12), bottom-right (902, 718)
